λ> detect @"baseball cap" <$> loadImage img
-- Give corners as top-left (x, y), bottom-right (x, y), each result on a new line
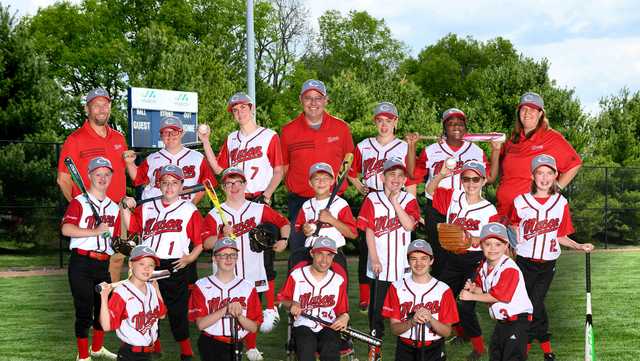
top-left (300, 79), bottom-right (327, 97)
top-left (159, 164), bottom-right (184, 181)
top-left (86, 87), bottom-right (111, 105)
top-left (311, 236), bottom-right (337, 254)
top-left (442, 108), bottom-right (466, 123)
top-left (373, 101), bottom-right (398, 120)
top-left (159, 115), bottom-right (183, 131)
top-left (518, 92), bottom-right (544, 112)
top-left (221, 167), bottom-right (246, 182)
top-left (308, 162), bottom-right (335, 179)
top-left (531, 154), bottom-right (557, 173)
top-left (227, 92), bottom-right (254, 112)
top-left (213, 237), bottom-right (240, 254)
top-left (130, 245), bottom-right (160, 266)
top-left (87, 156), bottom-right (113, 173)
top-left (407, 239), bottom-right (433, 257)
top-left (461, 161), bottom-right (486, 178)
top-left (383, 157), bottom-right (407, 173)
top-left (480, 223), bottom-right (509, 244)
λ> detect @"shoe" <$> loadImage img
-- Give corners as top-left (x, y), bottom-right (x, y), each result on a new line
top-left (259, 307), bottom-right (280, 333)
top-left (180, 355), bottom-right (193, 361)
top-left (447, 335), bottom-right (468, 345)
top-left (359, 302), bottom-right (369, 314)
top-left (339, 338), bottom-right (354, 356)
top-left (246, 348), bottom-right (264, 361)
top-left (90, 347), bottom-right (116, 360)
top-left (544, 353), bottom-right (556, 361)
top-left (466, 350), bottom-right (484, 361)
top-left (76, 356), bottom-right (91, 361)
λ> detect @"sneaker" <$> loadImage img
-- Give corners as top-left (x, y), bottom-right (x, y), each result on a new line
top-left (260, 307), bottom-right (280, 333)
top-left (180, 355), bottom-right (193, 361)
top-left (76, 356), bottom-right (91, 361)
top-left (466, 350), bottom-right (484, 361)
top-left (90, 347), bottom-right (117, 360)
top-left (246, 347), bottom-right (264, 361)
top-left (359, 302), bottom-right (369, 314)
top-left (544, 353), bottom-right (556, 361)
top-left (339, 338), bottom-right (354, 356)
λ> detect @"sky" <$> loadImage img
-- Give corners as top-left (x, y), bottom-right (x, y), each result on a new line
top-left (6, 0), bottom-right (640, 115)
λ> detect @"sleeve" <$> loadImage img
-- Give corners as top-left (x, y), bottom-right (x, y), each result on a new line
top-left (107, 292), bottom-right (128, 330)
top-left (509, 202), bottom-right (522, 226)
top-left (186, 210), bottom-right (204, 245)
top-left (57, 137), bottom-right (75, 173)
top-left (188, 285), bottom-right (208, 321)
top-left (277, 274), bottom-right (296, 302)
top-left (557, 202), bottom-right (575, 237)
top-left (132, 159), bottom-right (150, 187)
top-left (488, 268), bottom-right (519, 303)
top-left (404, 198), bottom-right (421, 222)
top-left (267, 134), bottom-right (284, 167)
top-left (337, 204), bottom-right (357, 235)
top-left (246, 288), bottom-right (263, 324)
top-left (201, 213), bottom-right (220, 241)
top-left (348, 146), bottom-right (363, 178)
top-left (294, 207), bottom-right (307, 232)
top-left (62, 199), bottom-right (83, 226)
top-left (217, 142), bottom-right (230, 169)
top-left (432, 187), bottom-right (454, 216)
top-left (356, 197), bottom-right (375, 231)
top-left (381, 284), bottom-right (402, 320)
top-left (333, 278), bottom-right (349, 315)
top-left (437, 288), bottom-right (460, 324)
top-left (261, 205), bottom-right (289, 228)
top-left (128, 206), bottom-right (143, 234)
top-left (158, 295), bottom-right (167, 318)
top-left (554, 133), bottom-right (582, 173)
top-left (198, 159), bottom-right (217, 187)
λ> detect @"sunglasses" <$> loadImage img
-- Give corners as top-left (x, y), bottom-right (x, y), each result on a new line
top-left (461, 176), bottom-right (482, 184)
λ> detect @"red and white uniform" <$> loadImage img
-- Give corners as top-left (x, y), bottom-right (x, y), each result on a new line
top-left (511, 193), bottom-right (574, 261)
top-left (350, 138), bottom-right (408, 191)
top-left (201, 201), bottom-right (288, 292)
top-left (433, 188), bottom-right (498, 252)
top-left (217, 127), bottom-right (283, 196)
top-left (277, 265), bottom-right (349, 332)
top-left (188, 275), bottom-right (262, 340)
top-left (134, 147), bottom-right (215, 201)
top-left (357, 191), bottom-right (421, 281)
top-left (62, 193), bottom-right (119, 254)
top-left (414, 141), bottom-right (488, 199)
top-left (295, 196), bottom-right (356, 248)
top-left (107, 281), bottom-right (167, 346)
top-left (475, 255), bottom-right (533, 320)
top-left (382, 276), bottom-right (459, 342)
top-left (128, 200), bottom-right (203, 259)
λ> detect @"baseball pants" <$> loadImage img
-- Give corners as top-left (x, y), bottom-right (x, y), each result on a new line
top-left (117, 344), bottom-right (152, 361)
top-left (157, 258), bottom-right (190, 342)
top-left (423, 199), bottom-right (447, 278)
top-left (516, 256), bottom-right (556, 343)
top-left (68, 252), bottom-right (110, 337)
top-left (293, 326), bottom-right (340, 361)
top-left (489, 316), bottom-right (530, 361)
top-left (368, 278), bottom-right (391, 339)
top-left (394, 339), bottom-right (446, 361)
top-left (197, 334), bottom-right (243, 361)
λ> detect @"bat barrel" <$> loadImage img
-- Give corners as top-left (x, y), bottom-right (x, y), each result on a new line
top-left (585, 253), bottom-right (591, 293)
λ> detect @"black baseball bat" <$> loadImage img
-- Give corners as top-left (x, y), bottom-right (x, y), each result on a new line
top-left (299, 313), bottom-right (382, 347)
top-left (368, 274), bottom-right (382, 361)
top-left (311, 153), bottom-right (354, 237)
top-left (229, 315), bottom-right (241, 361)
top-left (135, 184), bottom-right (205, 206)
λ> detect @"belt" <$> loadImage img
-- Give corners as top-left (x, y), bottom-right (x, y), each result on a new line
top-left (498, 313), bottom-right (532, 324)
top-left (202, 332), bottom-right (236, 344)
top-left (123, 343), bottom-right (154, 353)
top-left (73, 248), bottom-right (110, 261)
top-left (399, 336), bottom-right (440, 348)
top-left (525, 257), bottom-right (550, 263)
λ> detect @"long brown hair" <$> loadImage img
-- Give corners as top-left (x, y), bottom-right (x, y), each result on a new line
top-left (510, 109), bottom-right (550, 144)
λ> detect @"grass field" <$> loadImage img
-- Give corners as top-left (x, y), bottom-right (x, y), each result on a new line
top-left (0, 250), bottom-right (638, 361)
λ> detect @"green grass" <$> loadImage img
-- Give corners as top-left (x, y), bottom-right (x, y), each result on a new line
top-left (0, 251), bottom-right (638, 361)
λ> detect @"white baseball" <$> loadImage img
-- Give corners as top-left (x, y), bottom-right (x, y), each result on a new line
top-left (198, 123), bottom-right (210, 134)
top-left (308, 224), bottom-right (317, 234)
top-left (445, 157), bottom-right (457, 170)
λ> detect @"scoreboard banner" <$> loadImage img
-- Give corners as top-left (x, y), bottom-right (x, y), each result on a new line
top-left (128, 87), bottom-right (199, 148)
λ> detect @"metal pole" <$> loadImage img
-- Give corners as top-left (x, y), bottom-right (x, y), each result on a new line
top-left (604, 167), bottom-right (608, 250)
top-left (246, 0), bottom-right (256, 104)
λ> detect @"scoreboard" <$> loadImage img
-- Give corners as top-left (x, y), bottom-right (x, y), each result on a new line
top-left (127, 87), bottom-right (199, 148)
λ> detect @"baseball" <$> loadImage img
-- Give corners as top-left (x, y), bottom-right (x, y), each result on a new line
top-left (445, 157), bottom-right (457, 170)
top-left (308, 223), bottom-right (317, 234)
top-left (198, 123), bottom-right (210, 135)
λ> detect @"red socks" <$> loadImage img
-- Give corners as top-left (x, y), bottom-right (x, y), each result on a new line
top-left (470, 336), bottom-right (485, 354)
top-left (178, 339), bottom-right (193, 356)
top-left (454, 324), bottom-right (465, 338)
top-left (265, 280), bottom-right (276, 309)
top-left (540, 341), bottom-right (553, 354)
top-left (77, 338), bottom-right (89, 359)
top-left (359, 283), bottom-right (370, 305)
top-left (91, 329), bottom-right (104, 352)
top-left (153, 339), bottom-right (162, 353)
top-left (245, 332), bottom-right (257, 349)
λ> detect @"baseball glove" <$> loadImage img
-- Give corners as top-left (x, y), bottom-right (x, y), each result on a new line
top-left (437, 223), bottom-right (471, 254)
top-left (249, 223), bottom-right (279, 253)
top-left (111, 235), bottom-right (138, 256)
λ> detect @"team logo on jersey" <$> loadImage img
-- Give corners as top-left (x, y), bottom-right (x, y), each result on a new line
top-left (230, 217), bottom-right (258, 237)
top-left (373, 215), bottom-right (402, 237)
top-left (522, 218), bottom-right (560, 240)
top-left (363, 158), bottom-right (385, 179)
top-left (399, 300), bottom-right (441, 319)
top-left (299, 293), bottom-right (336, 309)
top-left (142, 218), bottom-right (184, 239)
top-left (131, 305), bottom-right (163, 334)
top-left (86, 214), bottom-right (116, 228)
top-left (327, 136), bottom-right (339, 143)
top-left (230, 146), bottom-right (263, 164)
top-left (208, 296), bottom-right (247, 311)
top-left (447, 214), bottom-right (481, 231)
top-left (114, 144), bottom-right (122, 150)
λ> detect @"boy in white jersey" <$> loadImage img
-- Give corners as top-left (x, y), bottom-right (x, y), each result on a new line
top-left (382, 239), bottom-right (459, 361)
top-left (98, 245), bottom-right (166, 361)
top-left (460, 222), bottom-right (533, 361)
top-left (278, 236), bottom-right (350, 361)
top-left (62, 157), bottom-right (119, 361)
top-left (510, 154), bottom-right (593, 360)
top-left (188, 238), bottom-right (262, 361)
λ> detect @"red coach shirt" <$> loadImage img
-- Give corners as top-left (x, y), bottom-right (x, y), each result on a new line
top-left (58, 121), bottom-right (128, 202)
top-left (280, 112), bottom-right (354, 197)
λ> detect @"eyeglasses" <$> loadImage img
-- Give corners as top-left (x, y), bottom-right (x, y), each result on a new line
top-left (223, 180), bottom-right (245, 188)
top-left (160, 180), bottom-right (181, 187)
top-left (461, 176), bottom-right (482, 184)
top-left (160, 130), bottom-right (182, 137)
top-left (302, 96), bottom-right (326, 104)
top-left (215, 253), bottom-right (238, 260)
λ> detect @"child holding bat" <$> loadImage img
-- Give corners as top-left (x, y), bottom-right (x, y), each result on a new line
top-left (98, 245), bottom-right (166, 361)
top-left (62, 156), bottom-right (120, 361)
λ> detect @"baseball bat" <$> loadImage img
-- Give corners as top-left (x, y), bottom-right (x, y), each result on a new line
top-left (310, 153), bottom-right (354, 238)
top-left (225, 315), bottom-right (241, 361)
top-left (299, 313), bottom-right (382, 347)
top-left (411, 132), bottom-right (506, 143)
top-left (203, 179), bottom-right (236, 240)
top-left (135, 184), bottom-right (205, 206)
top-left (585, 253), bottom-right (595, 361)
top-left (95, 269), bottom-right (171, 293)
top-left (64, 157), bottom-right (109, 238)
top-left (368, 274), bottom-right (382, 361)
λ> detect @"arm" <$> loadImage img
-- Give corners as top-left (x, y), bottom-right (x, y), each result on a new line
top-left (558, 164), bottom-right (582, 189)
top-left (317, 209), bottom-right (357, 239)
top-left (262, 165), bottom-right (284, 200)
top-left (348, 175), bottom-right (368, 196)
top-left (62, 223), bottom-right (109, 238)
top-left (191, 191), bottom-right (205, 205)
top-left (390, 193), bottom-right (416, 231)
top-left (57, 172), bottom-right (73, 202)
top-left (405, 133), bottom-right (419, 178)
top-left (198, 129), bottom-right (224, 174)
top-left (558, 236), bottom-right (594, 252)
top-left (459, 289), bottom-right (499, 304)
top-left (365, 228), bottom-right (382, 275)
top-left (272, 224), bottom-right (291, 253)
top-left (122, 150), bottom-right (138, 181)
top-left (227, 302), bottom-right (259, 333)
top-left (486, 141), bottom-right (502, 185)
top-left (425, 172), bottom-right (448, 196)
top-left (195, 305), bottom-right (229, 331)
top-left (98, 285), bottom-right (113, 331)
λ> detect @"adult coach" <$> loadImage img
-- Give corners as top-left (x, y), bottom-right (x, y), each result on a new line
top-left (489, 92), bottom-right (582, 219)
top-left (280, 80), bottom-right (354, 251)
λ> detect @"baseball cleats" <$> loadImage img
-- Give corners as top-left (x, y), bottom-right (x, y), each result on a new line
top-left (90, 347), bottom-right (116, 360)
top-left (544, 353), bottom-right (556, 361)
top-left (466, 350), bottom-right (484, 361)
top-left (76, 356), bottom-right (91, 361)
top-left (246, 347), bottom-right (264, 361)
top-left (259, 307), bottom-right (280, 333)
top-left (359, 302), bottom-right (369, 314)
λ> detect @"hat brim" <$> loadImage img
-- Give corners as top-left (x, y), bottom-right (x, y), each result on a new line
top-left (384, 164), bottom-right (407, 174)
top-left (309, 169), bottom-right (335, 180)
top-left (443, 112), bottom-right (467, 123)
top-left (130, 254), bottom-right (160, 267)
top-left (221, 172), bottom-right (247, 182)
top-left (532, 163), bottom-right (557, 173)
top-left (408, 249), bottom-right (433, 257)
top-left (227, 100), bottom-right (252, 112)
top-left (300, 88), bottom-right (326, 97)
top-left (518, 102), bottom-right (543, 112)
top-left (214, 245), bottom-right (240, 254)
top-left (374, 112), bottom-right (398, 120)
top-left (87, 95), bottom-right (111, 104)
top-left (160, 172), bottom-right (184, 181)
top-left (160, 125), bottom-right (183, 132)
top-left (480, 234), bottom-right (509, 244)
top-left (311, 247), bottom-right (337, 255)
top-left (461, 168), bottom-right (485, 178)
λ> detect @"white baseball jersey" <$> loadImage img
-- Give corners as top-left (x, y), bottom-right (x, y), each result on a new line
top-left (433, 188), bottom-right (498, 251)
top-left (277, 265), bottom-right (349, 333)
top-left (512, 193), bottom-right (574, 261)
top-left (134, 147), bottom-right (215, 200)
top-left (382, 276), bottom-right (459, 342)
top-left (415, 141), bottom-right (488, 199)
top-left (217, 127), bottom-right (283, 195)
top-left (188, 275), bottom-right (262, 340)
top-left (201, 201), bottom-right (288, 292)
top-left (295, 196), bottom-right (356, 248)
top-left (62, 194), bottom-right (119, 255)
top-left (130, 199), bottom-right (203, 259)
top-left (357, 191), bottom-right (421, 282)
top-left (350, 137), bottom-right (408, 191)
top-left (108, 281), bottom-right (166, 346)
top-left (475, 255), bottom-right (533, 321)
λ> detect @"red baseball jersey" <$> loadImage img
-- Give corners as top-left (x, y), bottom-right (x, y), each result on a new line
top-left (350, 137), bottom-right (409, 191)
top-left (217, 127), bottom-right (283, 195)
top-left (475, 255), bottom-right (533, 321)
top-left (201, 201), bottom-right (288, 292)
top-left (128, 200), bottom-right (203, 259)
top-left (295, 196), bottom-right (356, 248)
top-left (277, 265), bottom-right (349, 332)
top-left (108, 281), bottom-right (167, 346)
top-left (511, 193), bottom-right (574, 261)
top-left (357, 191), bottom-right (421, 282)
top-left (188, 275), bottom-right (262, 340)
top-left (382, 276), bottom-right (459, 342)
top-left (62, 193), bottom-right (119, 254)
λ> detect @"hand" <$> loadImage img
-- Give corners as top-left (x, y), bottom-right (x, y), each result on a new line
top-left (459, 289), bottom-right (474, 301)
top-left (412, 308), bottom-right (432, 324)
top-left (464, 279), bottom-right (479, 294)
top-left (123, 150), bottom-right (136, 164)
top-left (439, 165), bottom-right (453, 177)
top-left (355, 183), bottom-right (369, 196)
top-left (227, 301), bottom-right (243, 317)
top-left (490, 140), bottom-right (504, 153)
top-left (302, 223), bottom-right (316, 237)
top-left (580, 243), bottom-right (595, 253)
top-left (371, 259), bottom-right (382, 275)
top-left (172, 255), bottom-right (192, 271)
top-left (318, 209), bottom-right (335, 225)
top-left (388, 190), bottom-right (400, 205)
top-left (197, 127), bottom-right (211, 143)
top-left (95, 223), bottom-right (110, 236)
top-left (98, 282), bottom-right (112, 297)
top-left (121, 196), bottom-right (137, 210)
top-left (290, 302), bottom-right (302, 318)
top-left (273, 239), bottom-right (288, 253)
top-left (405, 132), bottom-right (421, 146)
top-left (330, 314), bottom-right (349, 331)
top-left (222, 223), bottom-right (234, 237)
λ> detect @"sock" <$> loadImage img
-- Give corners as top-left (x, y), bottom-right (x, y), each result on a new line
top-left (77, 338), bottom-right (89, 359)
top-left (91, 329), bottom-right (104, 352)
top-left (454, 324), bottom-right (465, 338)
top-left (527, 343), bottom-right (532, 353)
top-left (265, 280), bottom-right (276, 309)
top-left (245, 331), bottom-right (257, 349)
top-left (470, 336), bottom-right (485, 354)
top-left (178, 339), bottom-right (193, 356)
top-left (359, 283), bottom-right (370, 304)
top-left (153, 339), bottom-right (162, 353)
top-left (541, 341), bottom-right (553, 354)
